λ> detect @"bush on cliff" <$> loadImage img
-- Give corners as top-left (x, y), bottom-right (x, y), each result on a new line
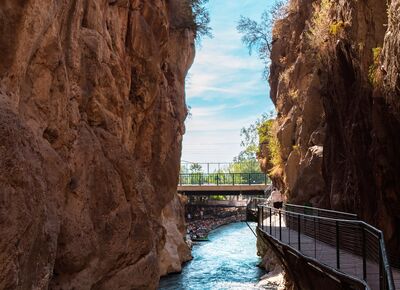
top-left (258, 119), bottom-right (283, 177)
top-left (237, 0), bottom-right (288, 78)
top-left (173, 0), bottom-right (212, 41)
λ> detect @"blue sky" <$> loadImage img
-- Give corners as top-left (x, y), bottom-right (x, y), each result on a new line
top-left (182, 0), bottom-right (275, 163)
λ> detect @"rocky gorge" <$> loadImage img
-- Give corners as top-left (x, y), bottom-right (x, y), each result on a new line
top-left (259, 0), bottom-right (400, 267)
top-left (0, 0), bottom-right (195, 289)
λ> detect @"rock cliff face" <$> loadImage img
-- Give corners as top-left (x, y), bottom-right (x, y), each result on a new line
top-left (158, 194), bottom-right (192, 276)
top-left (0, 1), bottom-right (194, 289)
top-left (267, 0), bottom-right (400, 265)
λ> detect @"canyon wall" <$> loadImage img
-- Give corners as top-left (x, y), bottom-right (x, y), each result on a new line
top-left (266, 0), bottom-right (400, 265)
top-left (0, 0), bottom-right (194, 289)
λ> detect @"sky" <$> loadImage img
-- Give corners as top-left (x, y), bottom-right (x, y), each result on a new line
top-left (181, 0), bottom-right (275, 163)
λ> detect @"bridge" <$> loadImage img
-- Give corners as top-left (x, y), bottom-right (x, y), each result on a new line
top-left (250, 202), bottom-right (400, 290)
top-left (177, 172), bottom-right (269, 195)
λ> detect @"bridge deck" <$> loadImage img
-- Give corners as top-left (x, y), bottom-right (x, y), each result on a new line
top-left (260, 214), bottom-right (400, 290)
top-left (177, 184), bottom-right (266, 195)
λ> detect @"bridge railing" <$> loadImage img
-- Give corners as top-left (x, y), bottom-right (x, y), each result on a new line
top-left (179, 172), bottom-right (268, 186)
top-left (258, 205), bottom-right (395, 290)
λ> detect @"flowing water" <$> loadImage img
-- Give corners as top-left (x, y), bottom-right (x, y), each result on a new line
top-left (158, 222), bottom-right (265, 290)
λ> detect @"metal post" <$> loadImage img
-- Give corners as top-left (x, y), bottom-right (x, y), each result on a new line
top-left (262, 206), bottom-right (264, 228)
top-left (248, 173), bottom-right (251, 185)
top-left (314, 217), bottom-right (317, 258)
top-left (257, 206), bottom-right (260, 227)
top-left (362, 226), bottom-right (367, 280)
top-left (233, 173), bottom-right (235, 186)
top-left (264, 173), bottom-right (267, 185)
top-left (379, 239), bottom-right (383, 289)
top-left (288, 212), bottom-right (291, 245)
top-left (279, 210), bottom-right (282, 241)
top-left (298, 214), bottom-right (301, 251)
top-left (270, 207), bottom-right (272, 235)
top-left (336, 221), bottom-right (340, 269)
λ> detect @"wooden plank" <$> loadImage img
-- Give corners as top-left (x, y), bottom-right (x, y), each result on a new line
top-left (260, 214), bottom-right (400, 290)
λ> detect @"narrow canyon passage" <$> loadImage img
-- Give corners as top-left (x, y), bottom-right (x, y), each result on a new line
top-left (159, 222), bottom-right (265, 290)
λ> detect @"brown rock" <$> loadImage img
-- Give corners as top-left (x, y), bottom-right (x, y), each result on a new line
top-left (268, 0), bottom-right (400, 266)
top-left (0, 1), bottom-right (195, 289)
top-left (158, 194), bottom-right (192, 276)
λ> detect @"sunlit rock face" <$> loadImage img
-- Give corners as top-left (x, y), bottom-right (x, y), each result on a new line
top-left (268, 0), bottom-right (400, 264)
top-left (0, 0), bottom-right (194, 289)
top-left (158, 194), bottom-right (192, 276)
top-left (267, 0), bottom-right (325, 205)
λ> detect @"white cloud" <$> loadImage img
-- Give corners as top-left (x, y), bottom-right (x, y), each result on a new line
top-left (181, 0), bottom-right (274, 163)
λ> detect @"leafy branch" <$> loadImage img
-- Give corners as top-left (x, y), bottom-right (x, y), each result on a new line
top-left (237, 1), bottom-right (287, 79)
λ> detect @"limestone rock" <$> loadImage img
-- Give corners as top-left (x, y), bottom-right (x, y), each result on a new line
top-left (0, 1), bottom-right (195, 289)
top-left (268, 0), bottom-right (400, 266)
top-left (158, 194), bottom-right (192, 276)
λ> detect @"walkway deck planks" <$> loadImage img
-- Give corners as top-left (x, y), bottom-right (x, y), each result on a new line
top-left (260, 214), bottom-right (400, 290)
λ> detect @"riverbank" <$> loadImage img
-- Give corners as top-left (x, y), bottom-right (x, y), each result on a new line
top-left (187, 212), bottom-right (246, 241)
top-left (256, 231), bottom-right (292, 290)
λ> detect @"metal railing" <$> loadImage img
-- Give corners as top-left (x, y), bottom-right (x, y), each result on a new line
top-left (247, 198), bottom-right (268, 211)
top-left (258, 205), bottom-right (395, 290)
top-left (179, 173), bottom-right (268, 186)
top-left (285, 203), bottom-right (358, 220)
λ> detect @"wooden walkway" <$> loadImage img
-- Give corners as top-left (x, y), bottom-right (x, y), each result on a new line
top-left (260, 214), bottom-right (400, 290)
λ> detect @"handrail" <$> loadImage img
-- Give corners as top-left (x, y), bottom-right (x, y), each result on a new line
top-left (380, 234), bottom-right (396, 290)
top-left (257, 205), bottom-right (395, 290)
top-left (285, 203), bottom-right (358, 219)
top-left (179, 172), bottom-right (269, 186)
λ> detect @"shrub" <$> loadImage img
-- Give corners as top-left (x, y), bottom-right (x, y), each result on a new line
top-left (279, 64), bottom-right (295, 85)
top-left (258, 119), bottom-right (283, 177)
top-left (173, 0), bottom-right (212, 42)
top-left (189, 0), bottom-right (212, 40)
top-left (329, 21), bottom-right (345, 36)
top-left (368, 47), bottom-right (382, 86)
top-left (308, 0), bottom-right (333, 49)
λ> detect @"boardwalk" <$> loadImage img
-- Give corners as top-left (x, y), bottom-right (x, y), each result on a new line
top-left (259, 210), bottom-right (400, 290)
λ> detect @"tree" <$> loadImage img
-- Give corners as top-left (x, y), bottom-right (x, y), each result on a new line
top-left (237, 1), bottom-right (287, 78)
top-left (234, 111), bottom-right (275, 163)
top-left (173, 0), bottom-right (212, 42)
top-left (189, 0), bottom-right (212, 41)
top-left (190, 163), bottom-right (203, 173)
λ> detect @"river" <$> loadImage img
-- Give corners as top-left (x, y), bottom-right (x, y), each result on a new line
top-left (158, 222), bottom-right (265, 290)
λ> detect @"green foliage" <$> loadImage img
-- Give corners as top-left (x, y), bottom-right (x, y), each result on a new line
top-left (234, 112), bottom-right (274, 164)
top-left (368, 47), bottom-right (382, 86)
top-left (190, 163), bottom-right (203, 173)
top-left (174, 0), bottom-right (212, 42)
top-left (237, 1), bottom-right (287, 79)
top-left (210, 195), bottom-right (226, 201)
top-left (308, 0), bottom-right (333, 48)
top-left (229, 159), bottom-right (261, 173)
top-left (329, 21), bottom-right (345, 36)
top-left (189, 0), bottom-right (212, 41)
top-left (372, 47), bottom-right (382, 61)
top-left (258, 118), bottom-right (283, 176)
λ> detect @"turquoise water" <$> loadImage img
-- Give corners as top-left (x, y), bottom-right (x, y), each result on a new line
top-left (158, 222), bottom-right (265, 290)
